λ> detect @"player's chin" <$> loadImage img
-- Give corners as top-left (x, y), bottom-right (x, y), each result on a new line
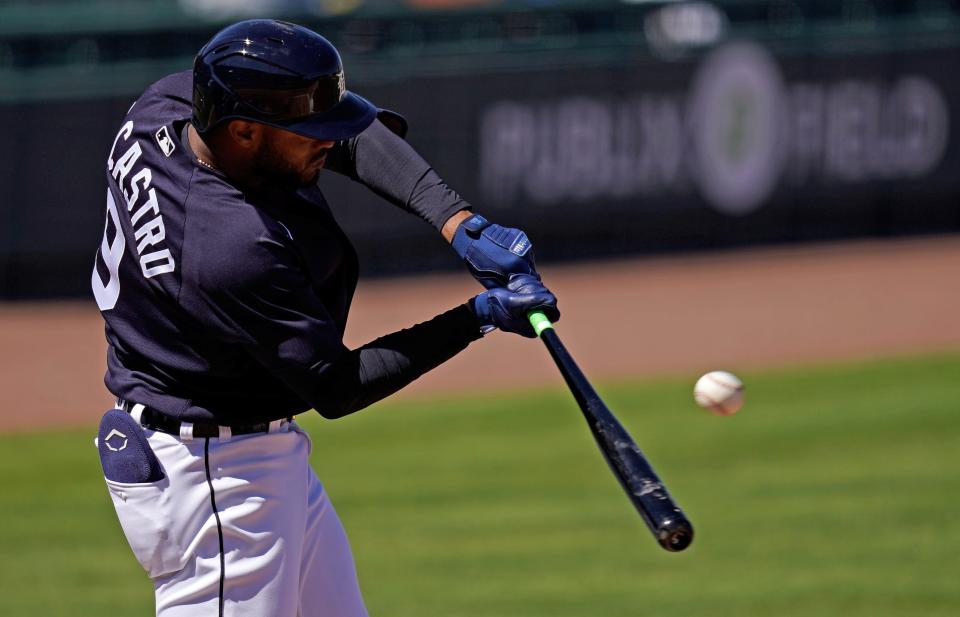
top-left (300, 168), bottom-right (321, 186)
top-left (300, 158), bottom-right (326, 183)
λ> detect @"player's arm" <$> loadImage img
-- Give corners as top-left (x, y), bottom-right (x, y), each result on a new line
top-left (312, 274), bottom-right (558, 418)
top-left (188, 232), bottom-right (558, 419)
top-left (324, 118), bottom-right (541, 289)
top-left (323, 118), bottom-right (468, 230)
top-left (303, 282), bottom-right (554, 417)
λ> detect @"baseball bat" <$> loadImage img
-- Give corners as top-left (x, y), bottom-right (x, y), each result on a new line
top-left (528, 311), bottom-right (694, 552)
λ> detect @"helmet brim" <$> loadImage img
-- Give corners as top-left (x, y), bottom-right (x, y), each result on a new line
top-left (280, 91), bottom-right (377, 142)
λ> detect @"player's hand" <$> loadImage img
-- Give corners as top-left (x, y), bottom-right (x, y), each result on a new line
top-left (472, 274), bottom-right (560, 338)
top-left (452, 214), bottom-right (538, 289)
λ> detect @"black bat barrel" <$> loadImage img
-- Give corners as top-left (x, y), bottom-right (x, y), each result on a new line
top-left (539, 328), bottom-right (694, 552)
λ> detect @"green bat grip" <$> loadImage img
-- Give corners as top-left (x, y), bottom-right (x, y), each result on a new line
top-left (528, 311), bottom-right (554, 337)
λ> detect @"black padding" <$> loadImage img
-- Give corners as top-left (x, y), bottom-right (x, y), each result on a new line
top-left (97, 409), bottom-right (165, 483)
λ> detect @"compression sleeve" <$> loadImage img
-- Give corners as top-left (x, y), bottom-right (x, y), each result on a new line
top-left (309, 303), bottom-right (483, 419)
top-left (324, 119), bottom-right (470, 230)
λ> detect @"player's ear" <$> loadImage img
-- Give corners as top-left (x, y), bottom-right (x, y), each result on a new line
top-left (226, 120), bottom-right (260, 150)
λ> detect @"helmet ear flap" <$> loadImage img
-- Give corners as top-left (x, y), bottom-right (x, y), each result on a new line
top-left (192, 76), bottom-right (239, 134)
top-left (192, 52), bottom-right (237, 133)
top-left (191, 81), bottom-right (211, 132)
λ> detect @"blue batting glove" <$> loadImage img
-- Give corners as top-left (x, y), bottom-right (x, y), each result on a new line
top-left (472, 274), bottom-right (560, 338)
top-left (452, 214), bottom-right (538, 289)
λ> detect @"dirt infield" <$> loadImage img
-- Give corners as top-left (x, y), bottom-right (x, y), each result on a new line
top-left (2, 236), bottom-right (958, 433)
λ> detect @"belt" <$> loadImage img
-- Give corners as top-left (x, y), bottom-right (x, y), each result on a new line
top-left (117, 399), bottom-right (292, 440)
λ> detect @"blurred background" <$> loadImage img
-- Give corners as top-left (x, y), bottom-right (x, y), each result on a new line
top-left (0, 1), bottom-right (958, 616)
top-left (1, 0), bottom-right (959, 294)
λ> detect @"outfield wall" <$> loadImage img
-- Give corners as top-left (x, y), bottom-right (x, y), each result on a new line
top-left (2, 13), bottom-right (959, 298)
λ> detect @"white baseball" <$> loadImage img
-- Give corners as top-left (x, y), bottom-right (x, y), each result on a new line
top-left (693, 371), bottom-right (744, 416)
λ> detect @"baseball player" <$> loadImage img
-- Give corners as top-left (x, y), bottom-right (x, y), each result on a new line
top-left (91, 19), bottom-right (559, 617)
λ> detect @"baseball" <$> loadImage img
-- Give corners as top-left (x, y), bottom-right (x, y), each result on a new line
top-left (693, 371), bottom-right (744, 415)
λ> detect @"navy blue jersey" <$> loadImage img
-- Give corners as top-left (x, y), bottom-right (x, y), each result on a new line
top-left (94, 71), bottom-right (476, 424)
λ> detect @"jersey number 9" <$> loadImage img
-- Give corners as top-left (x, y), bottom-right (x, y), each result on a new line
top-left (92, 190), bottom-right (125, 311)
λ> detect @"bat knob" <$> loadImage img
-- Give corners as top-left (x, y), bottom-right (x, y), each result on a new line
top-left (657, 518), bottom-right (694, 552)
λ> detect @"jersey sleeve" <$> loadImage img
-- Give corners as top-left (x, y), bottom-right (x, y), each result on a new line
top-left (323, 119), bottom-right (471, 230)
top-left (185, 226), bottom-right (483, 418)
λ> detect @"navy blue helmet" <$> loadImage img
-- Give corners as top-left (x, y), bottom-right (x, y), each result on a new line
top-left (192, 19), bottom-right (377, 141)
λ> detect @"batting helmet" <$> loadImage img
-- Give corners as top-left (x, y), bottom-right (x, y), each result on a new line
top-left (192, 19), bottom-right (377, 141)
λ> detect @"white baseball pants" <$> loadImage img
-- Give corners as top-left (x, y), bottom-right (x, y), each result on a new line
top-left (101, 420), bottom-right (369, 616)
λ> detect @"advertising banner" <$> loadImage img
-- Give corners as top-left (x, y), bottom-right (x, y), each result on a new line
top-left (0, 42), bottom-right (957, 297)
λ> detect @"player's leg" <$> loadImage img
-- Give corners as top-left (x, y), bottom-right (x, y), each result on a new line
top-left (297, 446), bottom-right (370, 617)
top-left (99, 416), bottom-right (232, 616)
top-left (109, 422), bottom-right (315, 617)
top-left (154, 424), bottom-right (316, 616)
top-left (101, 412), bottom-right (367, 617)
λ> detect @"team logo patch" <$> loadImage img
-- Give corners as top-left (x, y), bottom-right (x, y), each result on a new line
top-left (155, 126), bottom-right (176, 157)
top-left (97, 409), bottom-right (165, 483)
top-left (104, 428), bottom-right (129, 452)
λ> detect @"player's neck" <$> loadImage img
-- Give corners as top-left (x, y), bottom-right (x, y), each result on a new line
top-left (187, 124), bottom-right (222, 173)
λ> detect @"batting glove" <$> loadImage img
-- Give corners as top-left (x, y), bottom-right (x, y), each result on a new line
top-left (452, 214), bottom-right (539, 289)
top-left (472, 274), bottom-right (560, 338)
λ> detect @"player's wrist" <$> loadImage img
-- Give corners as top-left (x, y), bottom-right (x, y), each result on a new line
top-left (442, 209), bottom-right (476, 244)
top-left (466, 295), bottom-right (497, 335)
top-left (451, 213), bottom-right (491, 258)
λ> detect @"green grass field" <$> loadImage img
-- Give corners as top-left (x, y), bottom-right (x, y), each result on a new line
top-left (1, 353), bottom-right (958, 616)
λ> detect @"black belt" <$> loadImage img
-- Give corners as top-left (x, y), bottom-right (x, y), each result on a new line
top-left (118, 400), bottom-right (291, 439)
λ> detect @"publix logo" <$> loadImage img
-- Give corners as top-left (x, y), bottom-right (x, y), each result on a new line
top-left (480, 42), bottom-right (949, 216)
